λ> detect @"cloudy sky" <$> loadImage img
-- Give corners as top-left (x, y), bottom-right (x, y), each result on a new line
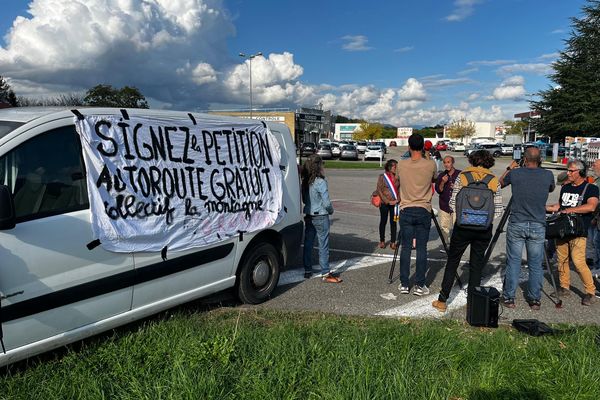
top-left (0, 0), bottom-right (586, 126)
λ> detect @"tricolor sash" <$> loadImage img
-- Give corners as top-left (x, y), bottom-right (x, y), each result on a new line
top-left (383, 173), bottom-right (400, 221)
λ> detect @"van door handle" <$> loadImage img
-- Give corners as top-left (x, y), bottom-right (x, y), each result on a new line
top-left (0, 290), bottom-right (24, 300)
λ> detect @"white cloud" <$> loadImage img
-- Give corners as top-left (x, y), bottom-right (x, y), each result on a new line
top-left (458, 67), bottom-right (478, 75)
top-left (497, 63), bottom-right (553, 76)
top-left (394, 46), bottom-right (414, 53)
top-left (492, 75), bottom-right (526, 100)
top-left (190, 63), bottom-right (217, 85)
top-left (538, 52), bottom-right (560, 60)
top-left (445, 0), bottom-right (483, 22)
top-left (397, 78), bottom-right (426, 101)
top-left (341, 35), bottom-right (372, 51)
top-left (0, 0), bottom-right (237, 108)
top-left (468, 59), bottom-right (516, 66)
top-left (551, 28), bottom-right (566, 34)
top-left (467, 93), bottom-right (480, 101)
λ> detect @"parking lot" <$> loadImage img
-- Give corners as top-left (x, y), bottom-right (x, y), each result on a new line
top-left (252, 145), bottom-right (600, 326)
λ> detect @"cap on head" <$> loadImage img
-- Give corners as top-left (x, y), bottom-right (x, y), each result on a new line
top-left (424, 140), bottom-right (433, 151)
top-left (556, 171), bottom-right (568, 185)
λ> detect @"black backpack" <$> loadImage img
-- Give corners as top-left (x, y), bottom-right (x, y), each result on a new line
top-left (455, 171), bottom-right (495, 230)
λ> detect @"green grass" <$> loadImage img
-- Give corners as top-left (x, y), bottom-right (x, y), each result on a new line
top-left (2, 309), bottom-right (600, 399)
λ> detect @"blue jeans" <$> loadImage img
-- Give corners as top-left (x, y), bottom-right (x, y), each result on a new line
top-left (504, 222), bottom-right (546, 301)
top-left (398, 207), bottom-right (431, 287)
top-left (303, 215), bottom-right (330, 275)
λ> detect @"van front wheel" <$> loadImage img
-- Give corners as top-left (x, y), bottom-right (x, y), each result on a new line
top-left (237, 242), bottom-right (281, 304)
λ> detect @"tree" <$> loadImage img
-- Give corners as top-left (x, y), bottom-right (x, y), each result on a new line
top-left (503, 120), bottom-right (528, 136)
top-left (353, 121), bottom-right (383, 141)
top-left (84, 84), bottom-right (149, 108)
top-left (531, 0), bottom-right (600, 140)
top-left (445, 117), bottom-right (475, 140)
top-left (18, 93), bottom-right (85, 107)
top-left (0, 75), bottom-right (18, 106)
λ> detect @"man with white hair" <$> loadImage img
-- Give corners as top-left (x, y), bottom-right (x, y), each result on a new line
top-left (546, 159), bottom-right (599, 306)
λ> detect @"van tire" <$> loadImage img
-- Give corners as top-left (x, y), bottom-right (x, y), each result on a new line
top-left (493, 151), bottom-right (501, 157)
top-left (237, 242), bottom-right (281, 304)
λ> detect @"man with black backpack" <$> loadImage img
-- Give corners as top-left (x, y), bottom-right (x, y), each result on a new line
top-left (545, 159), bottom-right (598, 306)
top-left (499, 147), bottom-right (554, 310)
top-left (432, 150), bottom-right (503, 312)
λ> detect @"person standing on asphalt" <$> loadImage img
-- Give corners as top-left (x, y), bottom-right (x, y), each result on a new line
top-left (546, 160), bottom-right (598, 305)
top-left (432, 150), bottom-right (503, 312)
top-left (376, 159), bottom-right (400, 249)
top-left (590, 159), bottom-right (600, 276)
top-left (435, 155), bottom-right (461, 248)
top-left (396, 133), bottom-right (437, 296)
top-left (498, 147), bottom-right (555, 310)
top-left (302, 155), bottom-right (342, 283)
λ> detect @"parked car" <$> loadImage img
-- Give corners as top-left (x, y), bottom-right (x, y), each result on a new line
top-left (0, 107), bottom-right (303, 367)
top-left (465, 143), bottom-right (503, 157)
top-left (356, 141), bottom-right (368, 153)
top-left (300, 142), bottom-right (316, 157)
top-left (500, 143), bottom-right (513, 156)
top-left (330, 142), bottom-right (341, 158)
top-left (435, 142), bottom-right (448, 151)
top-left (389, 140), bottom-right (397, 147)
top-left (373, 141), bottom-right (387, 154)
top-left (340, 144), bottom-right (359, 160)
top-left (364, 145), bottom-right (385, 160)
top-left (453, 142), bottom-right (466, 152)
top-left (316, 144), bottom-right (333, 159)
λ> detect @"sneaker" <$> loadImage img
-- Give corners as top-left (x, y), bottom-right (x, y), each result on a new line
top-left (582, 293), bottom-right (594, 306)
top-left (398, 285), bottom-right (410, 294)
top-left (322, 273), bottom-right (342, 283)
top-left (551, 287), bottom-right (571, 298)
top-left (502, 298), bottom-right (516, 309)
top-left (390, 242), bottom-right (398, 250)
top-left (412, 285), bottom-right (430, 296)
top-left (432, 300), bottom-right (447, 312)
top-left (378, 241), bottom-right (386, 249)
top-left (527, 299), bottom-right (541, 310)
top-left (304, 271), bottom-right (312, 279)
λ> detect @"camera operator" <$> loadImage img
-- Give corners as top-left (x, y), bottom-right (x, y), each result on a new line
top-left (546, 160), bottom-right (598, 306)
top-left (499, 147), bottom-right (554, 310)
top-left (435, 155), bottom-right (461, 247)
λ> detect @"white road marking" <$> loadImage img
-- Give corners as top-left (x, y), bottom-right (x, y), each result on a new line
top-left (376, 272), bottom-right (505, 318)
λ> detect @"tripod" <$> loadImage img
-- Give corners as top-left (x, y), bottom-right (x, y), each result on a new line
top-left (484, 198), bottom-right (562, 308)
top-left (387, 209), bottom-right (462, 288)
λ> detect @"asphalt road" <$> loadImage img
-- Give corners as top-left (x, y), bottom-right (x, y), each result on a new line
top-left (250, 146), bottom-right (600, 326)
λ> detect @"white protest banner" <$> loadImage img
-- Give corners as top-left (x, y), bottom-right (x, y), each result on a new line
top-left (75, 113), bottom-right (283, 253)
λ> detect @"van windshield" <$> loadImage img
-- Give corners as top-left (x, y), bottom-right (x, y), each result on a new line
top-left (0, 121), bottom-right (24, 139)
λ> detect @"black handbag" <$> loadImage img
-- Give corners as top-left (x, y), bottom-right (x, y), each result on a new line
top-left (545, 213), bottom-right (586, 239)
top-left (546, 183), bottom-right (589, 239)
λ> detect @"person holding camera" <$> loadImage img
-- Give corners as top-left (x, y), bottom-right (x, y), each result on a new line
top-left (546, 160), bottom-right (598, 306)
top-left (435, 155), bottom-right (461, 248)
top-left (499, 147), bottom-right (555, 310)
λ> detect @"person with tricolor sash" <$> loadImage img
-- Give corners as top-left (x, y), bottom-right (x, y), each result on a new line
top-left (376, 159), bottom-right (400, 249)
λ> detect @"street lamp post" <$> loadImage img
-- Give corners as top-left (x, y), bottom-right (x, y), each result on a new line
top-left (239, 52), bottom-right (262, 118)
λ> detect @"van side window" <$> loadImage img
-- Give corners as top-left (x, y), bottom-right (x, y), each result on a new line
top-left (0, 125), bottom-right (89, 222)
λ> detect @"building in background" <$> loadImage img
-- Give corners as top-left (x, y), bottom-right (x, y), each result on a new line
top-left (514, 111), bottom-right (541, 142)
top-left (210, 106), bottom-right (333, 147)
top-left (396, 127), bottom-right (413, 146)
top-left (334, 123), bottom-right (360, 141)
top-left (296, 106), bottom-right (332, 144)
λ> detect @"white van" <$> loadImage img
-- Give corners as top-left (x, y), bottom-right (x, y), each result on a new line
top-left (0, 107), bottom-right (303, 366)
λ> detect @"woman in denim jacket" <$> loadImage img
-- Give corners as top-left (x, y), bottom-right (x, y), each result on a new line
top-left (301, 155), bottom-right (342, 283)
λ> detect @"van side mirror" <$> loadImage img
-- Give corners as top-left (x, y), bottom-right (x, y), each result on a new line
top-left (0, 184), bottom-right (16, 230)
